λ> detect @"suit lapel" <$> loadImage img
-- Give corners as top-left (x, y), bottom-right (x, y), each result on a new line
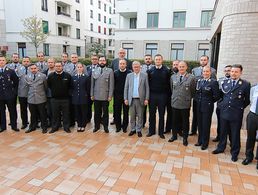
top-left (231, 79), bottom-right (242, 91)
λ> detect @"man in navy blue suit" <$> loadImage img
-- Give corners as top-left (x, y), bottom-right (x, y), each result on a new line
top-left (212, 64), bottom-right (251, 162)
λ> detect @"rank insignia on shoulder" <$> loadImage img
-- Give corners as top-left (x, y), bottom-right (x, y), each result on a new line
top-left (239, 81), bottom-right (242, 85)
top-left (227, 80), bottom-right (230, 84)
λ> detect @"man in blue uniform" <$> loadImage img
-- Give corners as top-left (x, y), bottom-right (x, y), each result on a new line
top-left (0, 55), bottom-right (19, 132)
top-left (212, 64), bottom-right (251, 162)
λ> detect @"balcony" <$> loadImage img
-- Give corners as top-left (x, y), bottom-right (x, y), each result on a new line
top-left (56, 1), bottom-right (71, 17)
top-left (118, 12), bottom-right (137, 29)
top-left (57, 23), bottom-right (71, 37)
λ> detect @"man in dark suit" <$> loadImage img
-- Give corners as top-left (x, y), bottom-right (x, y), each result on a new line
top-left (190, 55), bottom-right (217, 136)
top-left (147, 54), bottom-right (170, 139)
top-left (0, 55), bottom-right (19, 132)
top-left (194, 66), bottom-right (220, 150)
top-left (114, 59), bottom-right (131, 133)
top-left (212, 64), bottom-right (251, 162)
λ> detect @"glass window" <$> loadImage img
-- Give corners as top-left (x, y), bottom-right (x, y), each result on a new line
top-left (98, 26), bottom-right (101, 33)
top-left (76, 46), bottom-right (81, 56)
top-left (90, 37), bottom-right (93, 43)
top-left (98, 13), bottom-right (101, 21)
top-left (147, 13), bottom-right (159, 28)
top-left (171, 43), bottom-right (184, 60)
top-left (43, 43), bottom-right (50, 56)
top-left (198, 43), bottom-right (209, 59)
top-left (90, 10), bottom-right (93, 18)
top-left (75, 0), bottom-right (80, 3)
top-left (76, 10), bottom-right (80, 21)
top-left (104, 4), bottom-right (107, 12)
top-left (98, 1), bottom-right (101, 9)
top-left (201, 10), bottom-right (213, 27)
top-left (41, 0), bottom-right (48, 11)
top-left (90, 0), bottom-right (93, 5)
top-left (146, 43), bottom-right (158, 58)
top-left (122, 43), bottom-right (134, 59)
top-left (42, 20), bottom-right (49, 34)
top-left (109, 18), bottom-right (111, 24)
top-left (173, 11), bottom-right (186, 28)
top-left (90, 23), bottom-right (93, 31)
top-left (76, 28), bottom-right (80, 39)
top-left (104, 16), bottom-right (106, 23)
top-left (130, 18), bottom-right (137, 29)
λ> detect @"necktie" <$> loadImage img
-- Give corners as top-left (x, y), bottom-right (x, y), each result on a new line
top-left (101, 68), bottom-right (103, 74)
top-left (232, 80), bottom-right (236, 88)
top-left (255, 97), bottom-right (258, 115)
top-left (41, 62), bottom-right (43, 70)
top-left (202, 79), bottom-right (206, 86)
top-left (25, 67), bottom-right (28, 75)
top-left (0, 68), bottom-right (3, 73)
top-left (33, 74), bottom-right (36, 80)
top-left (180, 75), bottom-right (183, 82)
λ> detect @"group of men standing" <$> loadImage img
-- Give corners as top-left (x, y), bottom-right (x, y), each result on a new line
top-left (0, 48), bottom-right (257, 169)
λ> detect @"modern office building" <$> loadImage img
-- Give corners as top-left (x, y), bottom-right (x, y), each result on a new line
top-left (0, 0), bottom-right (115, 57)
top-left (210, 0), bottom-right (258, 83)
top-left (114, 0), bottom-right (215, 61)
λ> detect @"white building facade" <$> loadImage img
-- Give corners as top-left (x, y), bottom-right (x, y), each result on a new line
top-left (0, 0), bottom-right (115, 58)
top-left (115, 0), bottom-right (215, 61)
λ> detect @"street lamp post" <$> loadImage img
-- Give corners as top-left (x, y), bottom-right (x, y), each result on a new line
top-left (84, 35), bottom-right (87, 58)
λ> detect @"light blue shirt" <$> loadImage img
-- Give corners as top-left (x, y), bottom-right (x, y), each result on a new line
top-left (133, 73), bottom-right (140, 98)
top-left (250, 84), bottom-right (258, 113)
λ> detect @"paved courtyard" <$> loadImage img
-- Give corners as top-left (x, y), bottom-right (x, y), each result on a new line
top-left (0, 116), bottom-right (257, 195)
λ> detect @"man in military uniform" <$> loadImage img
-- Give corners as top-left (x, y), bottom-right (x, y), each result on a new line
top-left (194, 66), bottom-right (220, 150)
top-left (86, 54), bottom-right (99, 123)
top-left (7, 53), bottom-right (21, 70)
top-left (212, 64), bottom-right (251, 162)
top-left (16, 56), bottom-right (31, 129)
top-left (0, 55), bottom-right (19, 132)
top-left (36, 52), bottom-right (48, 73)
top-left (141, 54), bottom-right (154, 128)
top-left (168, 61), bottom-right (196, 146)
top-left (190, 55), bottom-right (217, 136)
top-left (24, 64), bottom-right (48, 134)
top-left (61, 52), bottom-right (71, 67)
top-left (242, 83), bottom-right (258, 167)
top-left (91, 56), bottom-right (114, 133)
top-left (213, 65), bottom-right (232, 142)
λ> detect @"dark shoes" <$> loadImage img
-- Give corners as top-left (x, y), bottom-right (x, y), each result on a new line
top-left (201, 146), bottom-right (208, 150)
top-left (21, 125), bottom-right (27, 129)
top-left (183, 139), bottom-right (188, 146)
top-left (42, 129), bottom-right (48, 134)
top-left (25, 128), bottom-right (36, 133)
top-left (159, 134), bottom-right (165, 139)
top-left (137, 132), bottom-right (142, 137)
top-left (128, 131), bottom-right (136, 136)
top-left (189, 132), bottom-right (197, 136)
top-left (231, 156), bottom-right (238, 162)
top-left (146, 133), bottom-right (155, 137)
top-left (110, 120), bottom-right (115, 125)
top-left (49, 129), bottom-right (58, 134)
top-left (168, 136), bottom-right (177, 142)
top-left (104, 128), bottom-right (109, 133)
top-left (93, 127), bottom-right (100, 133)
top-left (116, 128), bottom-right (121, 133)
top-left (212, 149), bottom-right (224, 154)
top-left (195, 143), bottom-right (202, 146)
top-left (64, 129), bottom-right (71, 133)
top-left (12, 128), bottom-right (20, 132)
top-left (242, 158), bottom-right (252, 165)
top-left (212, 137), bottom-right (219, 142)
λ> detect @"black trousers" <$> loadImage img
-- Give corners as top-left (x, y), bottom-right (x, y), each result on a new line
top-left (94, 100), bottom-right (109, 129)
top-left (217, 117), bottom-right (242, 157)
top-left (143, 105), bottom-right (148, 127)
top-left (46, 98), bottom-right (52, 125)
top-left (191, 99), bottom-right (198, 133)
top-left (74, 104), bottom-right (88, 128)
top-left (245, 112), bottom-right (258, 160)
top-left (165, 96), bottom-right (172, 132)
top-left (215, 107), bottom-right (221, 139)
top-left (149, 93), bottom-right (167, 135)
top-left (69, 97), bottom-right (75, 126)
top-left (29, 103), bottom-right (47, 130)
top-left (51, 99), bottom-right (70, 130)
top-left (114, 96), bottom-right (129, 131)
top-left (18, 97), bottom-right (28, 126)
top-left (87, 97), bottom-right (93, 122)
top-left (0, 98), bottom-right (17, 130)
top-left (197, 110), bottom-right (213, 147)
top-left (172, 107), bottom-right (190, 139)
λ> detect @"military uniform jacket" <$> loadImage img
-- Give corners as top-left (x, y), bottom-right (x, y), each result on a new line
top-left (0, 67), bottom-right (19, 100)
top-left (192, 66), bottom-right (217, 80)
top-left (7, 63), bottom-right (21, 70)
top-left (64, 62), bottom-right (77, 76)
top-left (170, 73), bottom-right (196, 109)
top-left (71, 73), bottom-right (91, 105)
top-left (36, 61), bottom-right (48, 73)
top-left (141, 64), bottom-right (154, 73)
top-left (91, 66), bottom-right (114, 101)
top-left (220, 78), bottom-right (250, 121)
top-left (16, 65), bottom-right (30, 98)
top-left (24, 72), bottom-right (47, 104)
top-left (195, 78), bottom-right (220, 113)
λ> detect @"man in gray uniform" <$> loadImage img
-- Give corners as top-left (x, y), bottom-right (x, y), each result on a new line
top-left (24, 64), bottom-right (48, 134)
top-left (91, 56), bottom-right (114, 133)
top-left (190, 55), bottom-right (217, 136)
top-left (168, 61), bottom-right (196, 146)
top-left (15, 56), bottom-right (31, 129)
top-left (36, 52), bottom-right (48, 73)
top-left (7, 53), bottom-right (21, 70)
top-left (124, 61), bottom-right (149, 137)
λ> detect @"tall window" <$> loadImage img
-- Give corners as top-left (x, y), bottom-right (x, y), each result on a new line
top-left (98, 1), bottom-right (101, 9)
top-left (98, 26), bottom-right (101, 33)
top-left (130, 18), bottom-right (137, 29)
top-left (76, 46), bottom-right (81, 56)
top-left (104, 27), bottom-right (106, 35)
top-left (90, 0), bottom-right (93, 5)
top-left (43, 43), bottom-right (50, 56)
top-left (90, 37), bottom-right (94, 43)
top-left (171, 43), bottom-right (184, 60)
top-left (104, 16), bottom-right (107, 23)
top-left (146, 43), bottom-right (158, 57)
top-left (173, 11), bottom-right (186, 28)
top-left (90, 23), bottom-right (93, 31)
top-left (109, 6), bottom-right (112, 14)
top-left (198, 43), bottom-right (209, 59)
top-left (104, 4), bottom-right (107, 12)
top-left (147, 13), bottom-right (159, 28)
top-left (76, 10), bottom-right (80, 21)
top-left (76, 28), bottom-right (80, 39)
top-left (122, 43), bottom-right (134, 59)
top-left (201, 10), bottom-right (213, 27)
top-left (41, 0), bottom-right (48, 11)
top-left (98, 13), bottom-right (101, 21)
top-left (42, 20), bottom-right (49, 34)
top-left (90, 10), bottom-right (93, 18)
top-left (75, 0), bottom-right (80, 3)
top-left (109, 18), bottom-right (111, 24)
top-left (104, 40), bottom-right (107, 48)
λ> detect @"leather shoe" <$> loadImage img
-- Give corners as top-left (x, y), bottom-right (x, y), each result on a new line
top-left (64, 129), bottom-right (71, 133)
top-left (21, 125), bottom-right (27, 129)
top-left (116, 128), bottom-right (121, 133)
top-left (256, 163), bottom-right (258, 170)
top-left (195, 143), bottom-right (202, 146)
top-left (146, 133), bottom-right (154, 137)
top-left (164, 130), bottom-right (171, 134)
top-left (168, 136), bottom-right (177, 142)
top-left (25, 128), bottom-right (36, 133)
top-left (122, 128), bottom-right (127, 133)
top-left (110, 120), bottom-right (115, 125)
top-left (183, 139), bottom-right (188, 146)
top-left (12, 128), bottom-right (20, 132)
top-left (212, 149), bottom-right (223, 154)
top-left (189, 132), bottom-right (197, 136)
top-left (49, 129), bottom-right (58, 134)
top-left (231, 156), bottom-right (238, 162)
top-left (104, 128), bottom-right (109, 133)
top-left (201, 146), bottom-right (208, 150)
top-left (42, 129), bottom-right (48, 134)
top-left (242, 158), bottom-right (252, 165)
top-left (137, 132), bottom-right (142, 137)
top-left (128, 131), bottom-right (136, 136)
top-left (93, 127), bottom-right (100, 133)
top-left (212, 137), bottom-right (219, 142)
top-left (159, 134), bottom-right (165, 139)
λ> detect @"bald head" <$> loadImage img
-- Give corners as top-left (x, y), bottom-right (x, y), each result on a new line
top-left (118, 48), bottom-right (126, 59)
top-left (178, 61), bottom-right (188, 75)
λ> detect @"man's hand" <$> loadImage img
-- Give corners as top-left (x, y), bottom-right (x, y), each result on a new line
top-left (91, 96), bottom-right (94, 100)
top-left (108, 97), bottom-right (112, 101)
top-left (124, 100), bottom-right (129, 105)
top-left (144, 100), bottom-right (148, 106)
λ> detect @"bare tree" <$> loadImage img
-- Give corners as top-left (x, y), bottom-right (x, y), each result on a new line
top-left (89, 42), bottom-right (104, 56)
top-left (20, 15), bottom-right (48, 55)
